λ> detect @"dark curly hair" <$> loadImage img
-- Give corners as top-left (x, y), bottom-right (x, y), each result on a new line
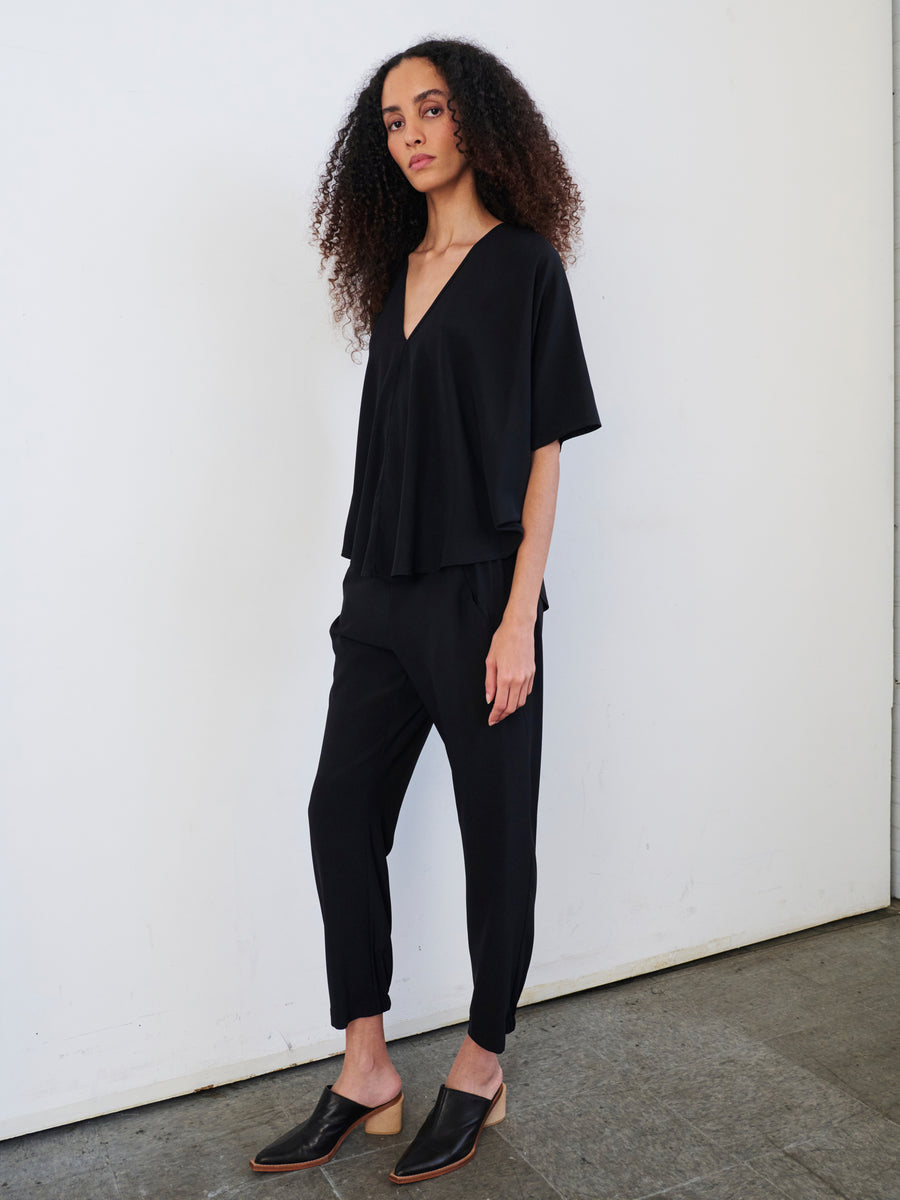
top-left (310, 37), bottom-right (584, 353)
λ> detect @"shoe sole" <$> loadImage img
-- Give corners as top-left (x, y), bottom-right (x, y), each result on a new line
top-left (388, 1082), bottom-right (505, 1185)
top-left (249, 1091), bottom-right (403, 1173)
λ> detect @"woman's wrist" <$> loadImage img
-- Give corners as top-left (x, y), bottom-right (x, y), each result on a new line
top-left (501, 596), bottom-right (539, 628)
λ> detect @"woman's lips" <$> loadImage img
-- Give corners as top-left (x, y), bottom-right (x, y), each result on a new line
top-left (409, 155), bottom-right (435, 170)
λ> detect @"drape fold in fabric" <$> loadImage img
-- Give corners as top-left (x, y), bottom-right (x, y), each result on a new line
top-left (341, 223), bottom-right (601, 579)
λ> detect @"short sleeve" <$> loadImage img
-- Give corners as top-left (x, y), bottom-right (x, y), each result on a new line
top-left (530, 249), bottom-right (602, 450)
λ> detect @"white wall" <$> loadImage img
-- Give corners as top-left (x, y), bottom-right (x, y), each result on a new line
top-left (1, 0), bottom-right (893, 1139)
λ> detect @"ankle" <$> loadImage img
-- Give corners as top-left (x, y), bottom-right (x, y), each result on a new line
top-left (342, 1050), bottom-right (381, 1074)
top-left (341, 1057), bottom-right (398, 1082)
top-left (445, 1037), bottom-right (502, 1099)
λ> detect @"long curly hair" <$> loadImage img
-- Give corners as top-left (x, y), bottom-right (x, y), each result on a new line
top-left (310, 37), bottom-right (584, 353)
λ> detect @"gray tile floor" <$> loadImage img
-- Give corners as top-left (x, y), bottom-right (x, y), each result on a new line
top-left (2, 905), bottom-right (898, 1200)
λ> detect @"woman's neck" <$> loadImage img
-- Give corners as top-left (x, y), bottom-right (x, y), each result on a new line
top-left (418, 172), bottom-right (499, 253)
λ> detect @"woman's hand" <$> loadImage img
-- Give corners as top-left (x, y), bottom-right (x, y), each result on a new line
top-left (485, 613), bottom-right (536, 725)
top-left (485, 438), bottom-right (560, 726)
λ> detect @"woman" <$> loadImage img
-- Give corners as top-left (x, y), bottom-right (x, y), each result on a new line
top-left (251, 37), bottom-right (600, 1185)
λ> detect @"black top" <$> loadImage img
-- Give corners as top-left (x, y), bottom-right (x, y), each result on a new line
top-left (341, 222), bottom-right (601, 577)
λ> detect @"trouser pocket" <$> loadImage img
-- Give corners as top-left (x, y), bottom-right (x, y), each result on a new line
top-left (461, 554), bottom-right (548, 629)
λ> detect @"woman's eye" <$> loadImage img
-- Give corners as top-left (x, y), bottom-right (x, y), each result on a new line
top-left (424, 106), bottom-right (442, 118)
top-left (387, 118), bottom-right (402, 132)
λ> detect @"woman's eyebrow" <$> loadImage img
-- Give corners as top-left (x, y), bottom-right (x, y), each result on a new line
top-left (381, 88), bottom-right (447, 116)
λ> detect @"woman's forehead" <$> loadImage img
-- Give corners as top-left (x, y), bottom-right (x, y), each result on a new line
top-left (381, 57), bottom-right (447, 109)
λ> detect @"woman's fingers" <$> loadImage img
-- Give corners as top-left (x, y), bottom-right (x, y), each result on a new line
top-left (485, 656), bottom-right (498, 704)
top-left (488, 669), bottom-right (535, 725)
top-left (488, 683), bottom-right (511, 725)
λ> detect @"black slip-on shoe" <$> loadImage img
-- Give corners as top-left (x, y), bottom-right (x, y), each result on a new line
top-left (389, 1081), bottom-right (506, 1184)
top-left (250, 1085), bottom-right (403, 1172)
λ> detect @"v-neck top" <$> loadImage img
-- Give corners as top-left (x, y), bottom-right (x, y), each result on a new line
top-left (341, 222), bottom-right (601, 578)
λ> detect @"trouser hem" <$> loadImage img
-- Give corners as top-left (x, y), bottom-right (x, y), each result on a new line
top-left (330, 998), bottom-right (392, 1031)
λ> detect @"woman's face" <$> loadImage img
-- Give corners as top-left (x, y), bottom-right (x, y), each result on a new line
top-left (380, 57), bottom-right (470, 193)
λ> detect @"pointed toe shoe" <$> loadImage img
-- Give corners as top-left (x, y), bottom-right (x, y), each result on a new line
top-left (389, 1081), bottom-right (506, 1184)
top-left (250, 1085), bottom-right (403, 1172)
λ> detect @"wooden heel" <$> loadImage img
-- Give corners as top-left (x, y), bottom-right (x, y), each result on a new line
top-left (364, 1092), bottom-right (403, 1135)
top-left (484, 1082), bottom-right (506, 1126)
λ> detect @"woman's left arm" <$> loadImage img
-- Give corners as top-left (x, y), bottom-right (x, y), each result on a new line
top-left (485, 439), bottom-right (561, 726)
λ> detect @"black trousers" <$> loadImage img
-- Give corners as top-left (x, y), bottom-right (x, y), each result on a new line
top-left (307, 555), bottom-right (544, 1055)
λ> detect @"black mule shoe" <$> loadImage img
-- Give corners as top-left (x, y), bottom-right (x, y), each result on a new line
top-left (389, 1081), bottom-right (506, 1184)
top-left (250, 1085), bottom-right (403, 1172)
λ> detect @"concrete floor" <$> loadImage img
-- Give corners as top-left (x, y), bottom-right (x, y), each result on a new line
top-left (2, 905), bottom-right (898, 1200)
